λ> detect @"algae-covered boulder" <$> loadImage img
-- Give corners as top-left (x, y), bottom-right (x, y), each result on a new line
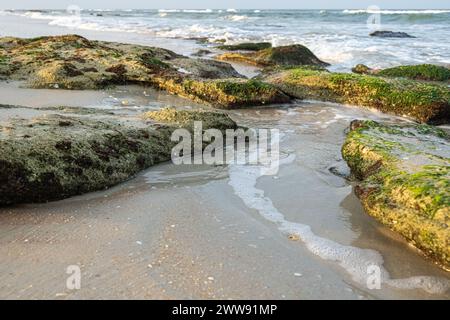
top-left (351, 64), bottom-right (377, 75)
top-left (378, 64), bottom-right (450, 82)
top-left (0, 35), bottom-right (181, 89)
top-left (217, 42), bottom-right (272, 51)
top-left (0, 34), bottom-right (242, 86)
top-left (0, 110), bottom-right (238, 205)
top-left (0, 35), bottom-right (296, 108)
top-left (264, 68), bottom-right (450, 124)
top-left (156, 78), bottom-right (290, 109)
top-left (342, 120), bottom-right (449, 269)
top-left (143, 107), bottom-right (238, 131)
top-left (217, 44), bottom-right (329, 67)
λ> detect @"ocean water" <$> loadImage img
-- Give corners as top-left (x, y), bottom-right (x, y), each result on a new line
top-left (1, 8), bottom-right (450, 71)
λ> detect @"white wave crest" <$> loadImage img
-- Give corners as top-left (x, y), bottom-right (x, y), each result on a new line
top-left (225, 15), bottom-right (249, 21)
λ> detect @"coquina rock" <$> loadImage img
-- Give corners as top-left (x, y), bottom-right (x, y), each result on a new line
top-left (342, 120), bottom-right (449, 269)
top-left (0, 35), bottom-right (288, 108)
top-left (263, 68), bottom-right (450, 124)
top-left (217, 44), bottom-right (330, 67)
top-left (0, 108), bottom-right (237, 205)
top-left (352, 64), bottom-right (450, 82)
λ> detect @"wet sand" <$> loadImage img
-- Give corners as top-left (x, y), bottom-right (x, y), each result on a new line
top-left (0, 84), bottom-right (449, 299)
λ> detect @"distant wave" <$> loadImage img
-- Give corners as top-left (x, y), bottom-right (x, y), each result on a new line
top-left (158, 9), bottom-right (213, 13)
top-left (3, 8), bottom-right (450, 72)
top-left (343, 9), bottom-right (450, 15)
top-left (224, 15), bottom-right (249, 21)
top-left (182, 9), bottom-right (213, 13)
top-left (158, 9), bottom-right (181, 13)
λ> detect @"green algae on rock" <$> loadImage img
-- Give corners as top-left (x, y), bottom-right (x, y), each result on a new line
top-left (351, 64), bottom-right (376, 75)
top-left (0, 110), bottom-right (238, 205)
top-left (143, 107), bottom-right (238, 131)
top-left (352, 64), bottom-right (450, 82)
top-left (264, 68), bottom-right (450, 124)
top-left (217, 44), bottom-right (329, 68)
top-left (342, 120), bottom-right (450, 269)
top-left (0, 35), bottom-right (291, 108)
top-left (0, 35), bottom-right (241, 87)
top-left (156, 78), bottom-right (290, 109)
top-left (0, 35), bottom-right (181, 89)
top-left (378, 64), bottom-right (450, 82)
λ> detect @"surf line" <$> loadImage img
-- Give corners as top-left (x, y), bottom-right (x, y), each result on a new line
top-left (227, 130), bottom-right (449, 295)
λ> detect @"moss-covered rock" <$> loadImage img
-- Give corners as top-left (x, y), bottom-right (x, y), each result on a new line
top-left (0, 35), bottom-right (295, 108)
top-left (352, 64), bottom-right (376, 75)
top-left (0, 35), bottom-right (241, 85)
top-left (217, 42), bottom-right (272, 51)
top-left (0, 34), bottom-right (180, 89)
top-left (378, 64), bottom-right (450, 82)
top-left (0, 109), bottom-right (238, 205)
top-left (342, 120), bottom-right (449, 269)
top-left (156, 78), bottom-right (290, 109)
top-left (264, 68), bottom-right (450, 124)
top-left (217, 44), bottom-right (329, 67)
top-left (143, 107), bottom-right (238, 131)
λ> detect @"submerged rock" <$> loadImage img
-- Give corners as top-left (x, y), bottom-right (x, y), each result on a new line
top-left (0, 109), bottom-right (238, 205)
top-left (264, 68), bottom-right (450, 124)
top-left (342, 120), bottom-right (449, 269)
top-left (217, 44), bottom-right (329, 67)
top-left (369, 31), bottom-right (415, 38)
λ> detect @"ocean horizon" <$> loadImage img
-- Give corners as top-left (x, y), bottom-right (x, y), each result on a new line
top-left (1, 8), bottom-right (449, 71)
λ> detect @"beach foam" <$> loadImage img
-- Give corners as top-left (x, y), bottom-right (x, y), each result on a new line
top-left (227, 128), bottom-right (449, 294)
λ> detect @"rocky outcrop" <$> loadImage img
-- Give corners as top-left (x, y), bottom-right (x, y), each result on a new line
top-left (263, 68), bottom-right (450, 124)
top-left (0, 108), bottom-right (238, 205)
top-left (0, 35), bottom-right (288, 108)
top-left (217, 44), bottom-right (329, 67)
top-left (342, 120), bottom-right (449, 269)
top-left (369, 31), bottom-right (415, 38)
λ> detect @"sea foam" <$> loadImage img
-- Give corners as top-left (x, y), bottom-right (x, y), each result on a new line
top-left (227, 130), bottom-right (449, 295)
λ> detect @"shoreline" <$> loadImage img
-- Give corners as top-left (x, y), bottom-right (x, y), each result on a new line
top-left (1, 88), bottom-right (449, 298)
top-left (0, 21), bottom-right (449, 299)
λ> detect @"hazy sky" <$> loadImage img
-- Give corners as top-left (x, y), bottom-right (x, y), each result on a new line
top-left (0, 1), bottom-right (449, 10)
